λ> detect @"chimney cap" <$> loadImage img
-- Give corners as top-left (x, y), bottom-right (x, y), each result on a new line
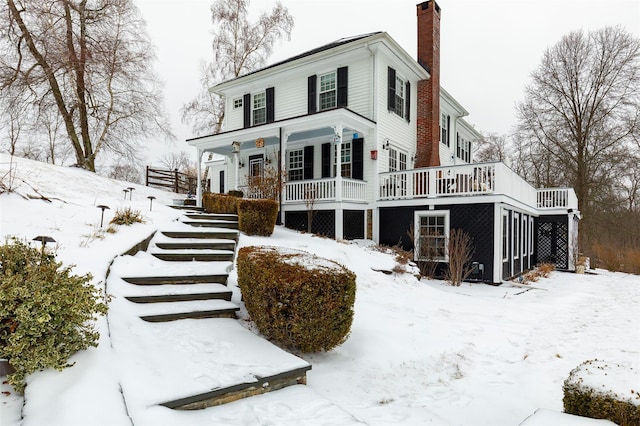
top-left (418, 1), bottom-right (440, 14)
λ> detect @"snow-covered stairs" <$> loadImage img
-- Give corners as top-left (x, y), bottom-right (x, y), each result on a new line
top-left (107, 208), bottom-right (316, 414)
top-left (118, 211), bottom-right (240, 322)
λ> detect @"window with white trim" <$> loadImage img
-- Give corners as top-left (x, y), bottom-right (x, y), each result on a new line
top-left (529, 217), bottom-right (534, 255)
top-left (441, 114), bottom-right (449, 146)
top-left (319, 71), bottom-right (337, 111)
top-left (252, 92), bottom-right (266, 125)
top-left (456, 133), bottom-right (471, 163)
top-left (233, 97), bottom-right (243, 110)
top-left (502, 213), bottom-right (509, 261)
top-left (415, 211), bottom-right (450, 262)
top-left (513, 213), bottom-right (520, 260)
top-left (288, 149), bottom-right (304, 181)
top-left (339, 141), bottom-right (351, 177)
top-left (394, 75), bottom-right (405, 117)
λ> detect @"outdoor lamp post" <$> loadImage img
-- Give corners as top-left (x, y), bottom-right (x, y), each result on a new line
top-left (32, 235), bottom-right (56, 255)
top-left (127, 187), bottom-right (135, 200)
top-left (147, 196), bottom-right (156, 211)
top-left (97, 205), bottom-right (110, 227)
top-left (123, 189), bottom-right (129, 199)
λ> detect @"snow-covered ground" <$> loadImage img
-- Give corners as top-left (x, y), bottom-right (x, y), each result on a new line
top-left (1, 153), bottom-right (638, 425)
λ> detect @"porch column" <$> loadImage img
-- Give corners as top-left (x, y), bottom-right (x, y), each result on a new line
top-left (196, 148), bottom-right (203, 207)
top-left (280, 130), bottom-right (290, 225)
top-left (233, 151), bottom-right (240, 190)
top-left (334, 125), bottom-right (343, 202)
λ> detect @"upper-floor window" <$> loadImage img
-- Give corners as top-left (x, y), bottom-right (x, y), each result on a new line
top-left (387, 67), bottom-right (410, 122)
top-left (456, 133), bottom-right (471, 163)
top-left (319, 71), bottom-right (337, 111)
top-left (441, 114), bottom-right (449, 146)
top-left (253, 92), bottom-right (266, 125)
top-left (233, 97), bottom-right (243, 110)
top-left (394, 75), bottom-right (405, 117)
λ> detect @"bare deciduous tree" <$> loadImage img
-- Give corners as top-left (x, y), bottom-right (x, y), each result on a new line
top-left (516, 26), bottom-right (640, 227)
top-left (181, 0), bottom-right (293, 182)
top-left (474, 133), bottom-right (512, 163)
top-left (0, 0), bottom-right (172, 172)
top-left (160, 151), bottom-right (196, 174)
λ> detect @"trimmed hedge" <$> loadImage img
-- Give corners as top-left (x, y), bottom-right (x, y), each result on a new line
top-left (563, 359), bottom-right (640, 426)
top-left (237, 199), bottom-right (278, 236)
top-left (237, 246), bottom-right (356, 353)
top-left (202, 192), bottom-right (241, 215)
top-left (0, 239), bottom-right (108, 393)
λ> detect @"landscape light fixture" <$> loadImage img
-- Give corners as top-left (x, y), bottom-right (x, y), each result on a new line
top-left (96, 205), bottom-right (110, 227)
top-left (127, 187), bottom-right (135, 200)
top-left (32, 235), bottom-right (56, 255)
top-left (123, 189), bottom-right (129, 199)
top-left (147, 196), bottom-right (156, 211)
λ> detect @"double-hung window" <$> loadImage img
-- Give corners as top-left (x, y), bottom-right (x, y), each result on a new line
top-left (253, 92), bottom-right (266, 125)
top-left (394, 75), bottom-right (405, 117)
top-left (334, 142), bottom-right (351, 177)
top-left (319, 71), bottom-right (337, 111)
top-left (415, 211), bottom-right (450, 262)
top-left (441, 114), bottom-right (449, 146)
top-left (288, 149), bottom-right (304, 181)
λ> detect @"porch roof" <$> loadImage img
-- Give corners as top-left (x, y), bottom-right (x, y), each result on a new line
top-left (186, 108), bottom-right (377, 156)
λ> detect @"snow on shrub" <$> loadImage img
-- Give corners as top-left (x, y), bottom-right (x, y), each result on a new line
top-left (237, 246), bottom-right (356, 353)
top-left (0, 239), bottom-right (108, 393)
top-left (563, 359), bottom-right (640, 426)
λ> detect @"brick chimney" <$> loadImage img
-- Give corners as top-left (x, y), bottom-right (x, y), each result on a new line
top-left (415, 1), bottom-right (441, 168)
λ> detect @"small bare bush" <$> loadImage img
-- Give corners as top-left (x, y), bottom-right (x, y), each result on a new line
top-left (109, 207), bottom-right (145, 226)
top-left (444, 229), bottom-right (474, 286)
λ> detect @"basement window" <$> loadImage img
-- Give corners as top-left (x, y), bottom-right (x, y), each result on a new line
top-left (415, 210), bottom-right (450, 262)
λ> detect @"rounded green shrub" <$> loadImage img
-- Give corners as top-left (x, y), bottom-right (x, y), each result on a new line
top-left (0, 239), bottom-right (108, 393)
top-left (237, 246), bottom-right (356, 353)
top-left (237, 199), bottom-right (278, 236)
top-left (563, 359), bottom-right (640, 426)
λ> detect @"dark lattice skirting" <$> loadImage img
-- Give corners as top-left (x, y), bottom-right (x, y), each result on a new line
top-left (536, 216), bottom-right (569, 269)
top-left (343, 210), bottom-right (364, 240)
top-left (285, 210), bottom-right (335, 238)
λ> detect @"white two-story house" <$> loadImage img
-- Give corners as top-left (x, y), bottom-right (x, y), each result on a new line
top-left (187, 1), bottom-right (580, 284)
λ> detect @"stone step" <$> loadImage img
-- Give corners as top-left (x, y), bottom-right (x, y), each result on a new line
top-left (140, 308), bottom-right (239, 322)
top-left (150, 251), bottom-right (235, 262)
top-left (181, 220), bottom-right (239, 229)
top-left (160, 365), bottom-right (312, 410)
top-left (154, 241), bottom-right (236, 250)
top-left (136, 299), bottom-right (240, 323)
top-left (185, 213), bottom-right (238, 222)
top-left (122, 274), bottom-right (228, 286)
top-left (125, 291), bottom-right (232, 304)
top-left (169, 205), bottom-right (204, 211)
top-left (161, 231), bottom-right (238, 240)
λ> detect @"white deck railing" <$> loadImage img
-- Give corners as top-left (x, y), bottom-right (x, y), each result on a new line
top-left (283, 177), bottom-right (367, 203)
top-left (378, 162), bottom-right (578, 210)
top-left (240, 162), bottom-right (578, 211)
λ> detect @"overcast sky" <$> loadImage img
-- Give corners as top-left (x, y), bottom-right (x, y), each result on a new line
top-left (135, 0), bottom-right (640, 163)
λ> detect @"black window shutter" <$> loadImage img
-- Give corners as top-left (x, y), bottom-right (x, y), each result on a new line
top-left (387, 67), bottom-right (396, 112)
top-left (243, 93), bottom-right (251, 128)
top-left (219, 170), bottom-right (225, 193)
top-left (405, 81), bottom-right (411, 122)
top-left (303, 146), bottom-right (314, 180)
top-left (321, 142), bottom-right (331, 178)
top-left (308, 75), bottom-right (317, 114)
top-left (337, 66), bottom-right (348, 108)
top-left (266, 87), bottom-right (275, 123)
top-left (352, 138), bottom-right (364, 180)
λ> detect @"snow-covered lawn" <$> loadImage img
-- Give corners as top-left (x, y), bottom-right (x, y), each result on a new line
top-left (1, 153), bottom-right (638, 425)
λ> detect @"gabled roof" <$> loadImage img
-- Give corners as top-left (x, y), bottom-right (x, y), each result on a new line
top-left (213, 32), bottom-right (383, 89)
